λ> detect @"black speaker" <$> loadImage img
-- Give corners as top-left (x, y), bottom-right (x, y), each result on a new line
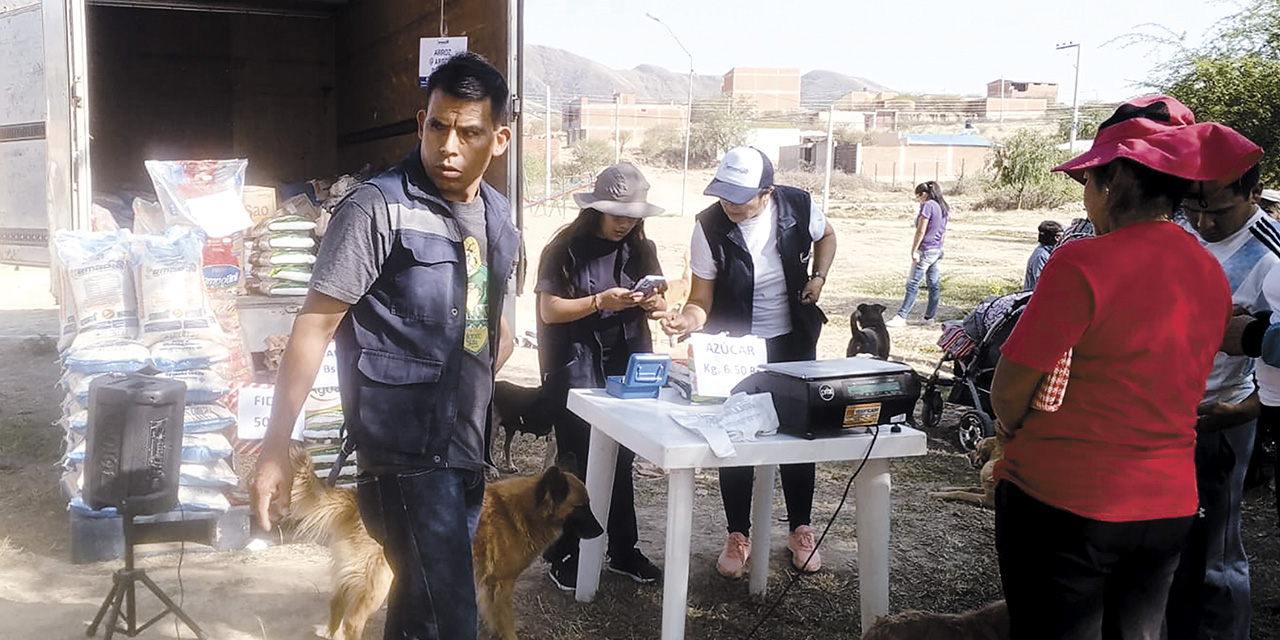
top-left (84, 373), bottom-right (187, 515)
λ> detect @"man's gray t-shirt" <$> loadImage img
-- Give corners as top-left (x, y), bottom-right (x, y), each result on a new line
top-left (311, 185), bottom-right (493, 472)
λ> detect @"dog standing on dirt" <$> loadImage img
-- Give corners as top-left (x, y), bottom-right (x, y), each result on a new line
top-left (860, 599), bottom-right (1009, 640)
top-left (493, 380), bottom-right (557, 473)
top-left (847, 302), bottom-right (892, 360)
top-left (287, 447), bottom-right (603, 640)
top-left (931, 436), bottom-right (1004, 508)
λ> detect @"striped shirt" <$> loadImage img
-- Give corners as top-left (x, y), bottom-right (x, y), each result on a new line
top-left (1182, 209), bottom-right (1280, 405)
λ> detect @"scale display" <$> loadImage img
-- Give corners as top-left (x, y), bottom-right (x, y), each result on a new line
top-left (845, 379), bottom-right (902, 397)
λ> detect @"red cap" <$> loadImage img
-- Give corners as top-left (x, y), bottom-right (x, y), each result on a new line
top-left (1053, 95), bottom-right (1262, 191)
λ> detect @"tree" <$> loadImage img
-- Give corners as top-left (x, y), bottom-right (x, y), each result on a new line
top-left (567, 138), bottom-right (612, 181)
top-left (985, 129), bottom-right (1080, 210)
top-left (1056, 104), bottom-right (1114, 143)
top-left (1137, 0), bottom-right (1280, 185)
top-left (639, 125), bottom-right (685, 167)
top-left (689, 97), bottom-right (755, 166)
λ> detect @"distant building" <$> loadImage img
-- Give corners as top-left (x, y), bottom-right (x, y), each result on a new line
top-left (987, 79), bottom-right (1059, 101)
top-left (722, 67), bottom-right (802, 112)
top-left (840, 132), bottom-right (993, 183)
top-left (562, 93), bottom-right (688, 147)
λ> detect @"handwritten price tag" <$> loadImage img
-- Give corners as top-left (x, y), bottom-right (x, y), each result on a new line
top-left (687, 333), bottom-right (768, 399)
top-left (237, 384), bottom-right (305, 441)
top-left (312, 341), bottom-right (340, 390)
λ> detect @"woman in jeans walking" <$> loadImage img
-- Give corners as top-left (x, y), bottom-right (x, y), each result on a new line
top-left (886, 181), bottom-right (949, 327)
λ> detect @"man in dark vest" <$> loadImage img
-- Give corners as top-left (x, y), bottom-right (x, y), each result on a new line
top-left (251, 53), bottom-right (517, 640)
top-left (661, 146), bottom-right (837, 578)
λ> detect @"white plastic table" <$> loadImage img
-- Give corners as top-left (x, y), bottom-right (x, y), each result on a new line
top-left (568, 387), bottom-right (928, 639)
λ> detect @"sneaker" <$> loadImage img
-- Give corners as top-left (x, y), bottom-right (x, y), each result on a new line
top-left (788, 525), bottom-right (822, 573)
top-left (547, 554), bottom-right (578, 591)
top-left (716, 532), bottom-right (751, 579)
top-left (607, 549), bottom-right (662, 584)
top-left (885, 315), bottom-right (907, 328)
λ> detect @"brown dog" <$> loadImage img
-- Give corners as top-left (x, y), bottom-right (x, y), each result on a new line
top-left (861, 600), bottom-right (1009, 640)
top-left (287, 447), bottom-right (603, 640)
top-left (931, 436), bottom-right (1004, 508)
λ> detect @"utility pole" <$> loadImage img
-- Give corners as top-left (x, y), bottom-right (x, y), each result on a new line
top-left (1056, 42), bottom-right (1082, 151)
top-left (823, 103), bottom-right (835, 211)
top-left (545, 85), bottom-right (552, 204)
top-left (614, 94), bottom-right (621, 164)
top-left (647, 12), bottom-right (693, 216)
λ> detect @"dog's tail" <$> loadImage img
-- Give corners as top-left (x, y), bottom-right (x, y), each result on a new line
top-left (287, 446), bottom-right (361, 544)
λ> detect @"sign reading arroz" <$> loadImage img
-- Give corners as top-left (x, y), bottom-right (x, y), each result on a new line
top-left (686, 333), bottom-right (768, 399)
top-left (419, 37), bottom-right (469, 86)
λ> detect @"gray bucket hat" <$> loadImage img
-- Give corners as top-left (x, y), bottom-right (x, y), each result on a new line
top-left (573, 162), bottom-right (665, 218)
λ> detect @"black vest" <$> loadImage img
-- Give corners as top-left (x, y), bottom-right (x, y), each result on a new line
top-left (536, 234), bottom-right (657, 402)
top-left (333, 153), bottom-right (519, 465)
top-left (695, 185), bottom-right (826, 346)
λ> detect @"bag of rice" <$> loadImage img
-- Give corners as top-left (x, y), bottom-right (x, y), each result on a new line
top-left (179, 459), bottom-right (239, 487)
top-left (144, 159), bottom-right (252, 238)
top-left (65, 409), bottom-right (89, 434)
top-left (255, 234), bottom-right (315, 251)
top-left (133, 226), bottom-right (224, 345)
top-left (253, 215), bottom-right (316, 234)
top-left (62, 339), bottom-right (150, 374)
top-left (251, 250), bottom-right (316, 267)
top-left (62, 371), bottom-right (124, 404)
top-left (55, 230), bottom-right (139, 348)
top-left (181, 432), bottom-right (234, 463)
top-left (156, 368), bottom-right (230, 403)
top-left (255, 280), bottom-right (310, 297)
top-left (252, 265), bottom-right (312, 284)
top-left (150, 338), bottom-right (230, 372)
top-left (183, 403), bottom-right (237, 434)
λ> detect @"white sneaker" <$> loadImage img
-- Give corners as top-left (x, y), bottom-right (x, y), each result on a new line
top-left (885, 315), bottom-right (907, 328)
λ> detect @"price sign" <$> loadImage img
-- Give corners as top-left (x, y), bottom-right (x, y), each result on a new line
top-left (237, 384), bottom-right (305, 441)
top-left (419, 37), bottom-right (469, 86)
top-left (687, 333), bottom-right (768, 399)
top-left (313, 341), bottom-right (340, 391)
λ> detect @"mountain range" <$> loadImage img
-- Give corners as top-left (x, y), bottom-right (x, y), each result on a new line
top-left (523, 44), bottom-right (892, 109)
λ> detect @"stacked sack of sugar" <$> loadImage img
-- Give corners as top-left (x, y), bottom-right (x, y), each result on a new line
top-left (54, 227), bottom-right (240, 516)
top-left (247, 204), bottom-right (317, 296)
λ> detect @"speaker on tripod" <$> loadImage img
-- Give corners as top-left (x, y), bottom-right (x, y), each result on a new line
top-left (83, 373), bottom-right (208, 640)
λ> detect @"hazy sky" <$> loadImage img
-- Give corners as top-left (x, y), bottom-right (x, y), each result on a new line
top-left (525, 0), bottom-right (1243, 103)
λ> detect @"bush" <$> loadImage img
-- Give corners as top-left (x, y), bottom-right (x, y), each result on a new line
top-left (567, 138), bottom-right (613, 181)
top-left (979, 129), bottom-right (1082, 210)
top-left (639, 125), bottom-right (686, 168)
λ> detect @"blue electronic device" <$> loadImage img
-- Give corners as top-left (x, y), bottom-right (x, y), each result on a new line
top-left (605, 353), bottom-right (672, 399)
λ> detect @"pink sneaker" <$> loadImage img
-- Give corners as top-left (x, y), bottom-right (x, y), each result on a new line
top-left (716, 532), bottom-right (751, 579)
top-left (788, 525), bottom-right (821, 572)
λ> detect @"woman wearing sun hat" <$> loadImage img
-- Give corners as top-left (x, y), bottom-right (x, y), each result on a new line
top-left (536, 162), bottom-right (668, 590)
top-left (988, 95), bottom-right (1260, 639)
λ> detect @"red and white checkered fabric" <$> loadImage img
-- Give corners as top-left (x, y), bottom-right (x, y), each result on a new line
top-left (1031, 349), bottom-right (1072, 413)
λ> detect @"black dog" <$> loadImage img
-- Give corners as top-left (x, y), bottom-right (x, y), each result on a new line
top-left (847, 303), bottom-right (891, 360)
top-left (492, 380), bottom-right (557, 473)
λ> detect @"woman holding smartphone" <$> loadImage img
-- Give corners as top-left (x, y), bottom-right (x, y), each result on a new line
top-left (536, 162), bottom-right (667, 590)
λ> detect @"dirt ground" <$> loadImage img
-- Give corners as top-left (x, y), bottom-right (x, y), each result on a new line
top-left (3, 165), bottom-right (1280, 639)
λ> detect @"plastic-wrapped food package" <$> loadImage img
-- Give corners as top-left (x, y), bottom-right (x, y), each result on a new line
top-left (181, 432), bottom-right (235, 463)
top-left (251, 250), bottom-right (316, 266)
top-left (254, 234), bottom-right (315, 251)
top-left (132, 226), bottom-right (224, 345)
top-left (144, 159), bottom-right (252, 238)
top-left (179, 459), bottom-right (239, 488)
top-left (55, 230), bottom-right (138, 348)
top-left (182, 403), bottom-right (237, 434)
top-left (253, 280), bottom-right (310, 297)
top-left (251, 265), bottom-right (312, 284)
top-left (63, 339), bottom-right (150, 374)
top-left (155, 368), bottom-right (231, 403)
top-left (149, 337), bottom-right (230, 372)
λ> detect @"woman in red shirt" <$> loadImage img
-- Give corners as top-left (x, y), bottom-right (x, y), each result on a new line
top-left (989, 95), bottom-right (1259, 639)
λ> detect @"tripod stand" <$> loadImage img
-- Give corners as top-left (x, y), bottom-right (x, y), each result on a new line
top-left (86, 510), bottom-right (208, 639)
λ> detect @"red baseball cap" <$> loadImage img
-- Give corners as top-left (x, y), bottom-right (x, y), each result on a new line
top-left (1053, 95), bottom-right (1262, 191)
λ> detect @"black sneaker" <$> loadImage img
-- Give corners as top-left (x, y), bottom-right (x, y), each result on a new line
top-left (547, 555), bottom-right (577, 592)
top-left (607, 549), bottom-right (662, 584)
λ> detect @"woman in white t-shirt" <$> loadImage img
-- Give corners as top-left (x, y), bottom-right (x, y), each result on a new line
top-left (662, 147), bottom-right (837, 579)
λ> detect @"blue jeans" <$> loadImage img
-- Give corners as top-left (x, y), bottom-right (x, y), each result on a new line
top-left (1166, 420), bottom-right (1255, 640)
top-left (356, 467), bottom-right (485, 640)
top-left (895, 248), bottom-right (943, 319)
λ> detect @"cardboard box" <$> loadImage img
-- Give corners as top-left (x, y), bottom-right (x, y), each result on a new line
top-left (242, 186), bottom-right (277, 225)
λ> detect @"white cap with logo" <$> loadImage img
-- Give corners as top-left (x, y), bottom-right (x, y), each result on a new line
top-left (704, 147), bottom-right (775, 205)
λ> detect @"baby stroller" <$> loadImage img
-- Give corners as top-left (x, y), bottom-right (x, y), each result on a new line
top-left (919, 291), bottom-right (1033, 451)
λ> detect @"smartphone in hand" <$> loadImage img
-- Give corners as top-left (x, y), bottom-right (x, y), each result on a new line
top-left (631, 275), bottom-right (666, 297)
